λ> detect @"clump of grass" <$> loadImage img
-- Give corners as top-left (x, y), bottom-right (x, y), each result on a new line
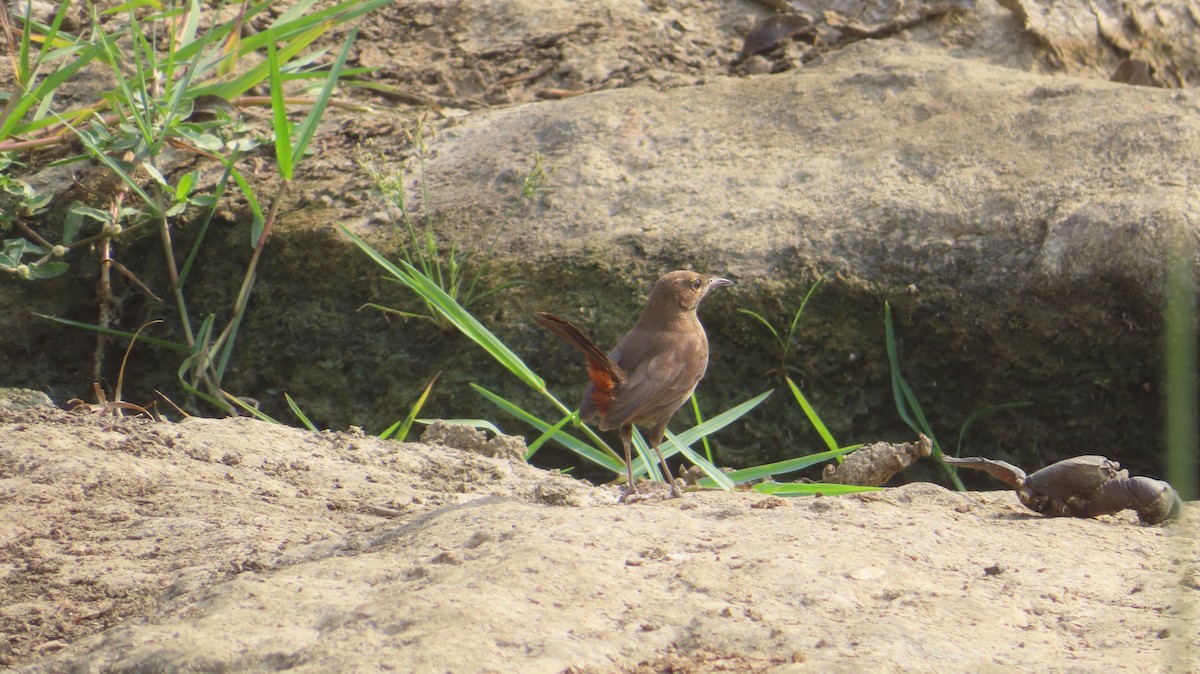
top-left (731, 271), bottom-right (882, 494)
top-left (230, 371), bottom-right (440, 445)
top-left (5, 0), bottom-right (387, 413)
top-left (738, 270), bottom-right (831, 378)
top-left (356, 118), bottom-right (522, 330)
top-left (884, 302), bottom-right (1032, 490)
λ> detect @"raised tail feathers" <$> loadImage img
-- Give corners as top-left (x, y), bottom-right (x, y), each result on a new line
top-left (534, 311), bottom-right (626, 416)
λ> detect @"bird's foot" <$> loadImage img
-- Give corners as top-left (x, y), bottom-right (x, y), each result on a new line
top-left (619, 481), bottom-right (681, 504)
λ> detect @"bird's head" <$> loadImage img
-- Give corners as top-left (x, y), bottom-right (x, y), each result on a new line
top-left (651, 270), bottom-right (733, 312)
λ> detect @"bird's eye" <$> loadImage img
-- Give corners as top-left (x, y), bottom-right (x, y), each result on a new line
top-left (691, 278), bottom-right (703, 289)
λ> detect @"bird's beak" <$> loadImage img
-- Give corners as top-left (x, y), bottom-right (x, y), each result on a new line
top-left (708, 277), bottom-right (733, 288)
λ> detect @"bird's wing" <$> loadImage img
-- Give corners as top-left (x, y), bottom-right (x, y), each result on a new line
top-left (603, 335), bottom-right (708, 427)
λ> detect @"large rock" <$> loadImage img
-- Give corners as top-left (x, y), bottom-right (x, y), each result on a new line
top-left (357, 38), bottom-right (1197, 475)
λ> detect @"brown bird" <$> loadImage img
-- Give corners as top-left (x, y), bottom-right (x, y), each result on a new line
top-left (535, 270), bottom-right (732, 498)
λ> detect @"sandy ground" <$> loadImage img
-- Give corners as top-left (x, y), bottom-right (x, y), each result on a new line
top-left (1, 406), bottom-right (1196, 673)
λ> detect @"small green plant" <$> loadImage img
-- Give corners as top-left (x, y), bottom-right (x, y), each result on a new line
top-left (739, 269), bottom-right (831, 377)
top-left (0, 156), bottom-right (64, 279)
top-left (731, 271), bottom-right (877, 494)
top-left (884, 302), bottom-right (1032, 490)
top-left (6, 0), bottom-right (387, 414)
top-left (520, 151), bottom-right (553, 200)
top-left (356, 118), bottom-right (521, 330)
top-left (739, 271), bottom-right (845, 452)
top-left (230, 371), bottom-right (441, 444)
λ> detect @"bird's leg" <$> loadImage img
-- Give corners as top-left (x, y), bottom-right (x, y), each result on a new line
top-left (620, 424), bottom-right (638, 498)
top-left (647, 423), bottom-right (682, 498)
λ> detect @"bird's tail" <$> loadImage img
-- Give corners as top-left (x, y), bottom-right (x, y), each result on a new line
top-left (534, 311), bottom-right (627, 416)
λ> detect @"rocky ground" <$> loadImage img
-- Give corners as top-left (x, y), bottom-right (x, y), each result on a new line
top-left (3, 0), bottom-right (1199, 672)
top-left (1, 406), bottom-right (1197, 672)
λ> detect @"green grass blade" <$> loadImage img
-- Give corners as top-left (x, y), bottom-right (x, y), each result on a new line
top-left (639, 390), bottom-right (772, 483)
top-left (196, 21), bottom-right (327, 99)
top-left (785, 376), bottom-right (838, 453)
top-left (672, 389), bottom-right (773, 447)
top-left (736, 308), bottom-right (782, 345)
top-left (666, 430), bottom-right (734, 491)
top-left (229, 164), bottom-right (265, 247)
top-left (179, 158), bottom-right (235, 286)
top-left (382, 371), bottom-right (439, 441)
top-left (885, 304), bottom-right (933, 439)
top-left (267, 40), bottom-right (294, 179)
top-left (16, 1), bottom-right (32, 82)
top-left (256, 0), bottom-right (391, 45)
top-left (526, 412), bottom-right (575, 455)
top-left (628, 428), bottom-right (663, 482)
top-left (35, 313), bottom-right (192, 352)
top-left (884, 301), bottom-right (963, 490)
top-left (689, 393), bottom-right (714, 463)
top-left (269, 0), bottom-right (321, 26)
top-left (753, 482), bottom-right (882, 496)
top-left (69, 122), bottom-right (156, 210)
top-left (95, 19), bottom-right (154, 148)
top-left (1165, 236), bottom-right (1198, 501)
top-left (223, 390), bottom-right (280, 424)
top-left (415, 418), bottom-right (504, 435)
top-left (178, 0), bottom-right (202, 46)
top-left (954, 401), bottom-right (1032, 457)
top-left (284, 392), bottom-right (318, 431)
top-left (174, 316), bottom-right (234, 414)
top-left (0, 42), bottom-right (103, 141)
top-left (340, 224), bottom-right (545, 391)
top-left (884, 302), bottom-right (915, 429)
top-left (899, 377), bottom-right (934, 438)
top-left (698, 444), bottom-right (860, 487)
top-left (22, 0), bottom-right (73, 75)
top-left (470, 383), bottom-right (622, 472)
top-left (290, 27), bottom-right (355, 165)
top-left (785, 269), bottom-right (832, 343)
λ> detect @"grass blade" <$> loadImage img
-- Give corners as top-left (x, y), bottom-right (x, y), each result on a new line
top-left (69, 122), bottom-right (156, 210)
top-left (267, 40), bottom-right (294, 179)
top-left (290, 27), bottom-right (355, 165)
top-left (754, 482), bottom-right (881, 496)
top-left (380, 371), bottom-right (439, 441)
top-left (526, 412), bottom-right (575, 455)
top-left (689, 393), bottom-right (714, 463)
top-left (736, 308), bottom-right (782, 345)
top-left (284, 392), bottom-right (318, 431)
top-left (223, 390), bottom-right (280, 424)
top-left (415, 418), bottom-right (504, 435)
top-left (697, 444), bottom-right (860, 487)
top-left (628, 428), bottom-right (663, 482)
top-left (666, 430), bottom-right (734, 491)
top-left (785, 376), bottom-right (838, 453)
top-left (785, 270), bottom-right (832, 343)
top-left (470, 383), bottom-right (622, 472)
top-left (954, 401), bottom-right (1032, 457)
top-left (339, 224), bottom-right (546, 391)
top-left (672, 389), bottom-right (773, 447)
top-left (228, 163), bottom-right (265, 247)
top-left (884, 302), bottom-right (964, 490)
top-left (0, 42), bottom-right (103, 141)
top-left (1165, 235), bottom-right (1198, 501)
top-left (35, 313), bottom-right (192, 352)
